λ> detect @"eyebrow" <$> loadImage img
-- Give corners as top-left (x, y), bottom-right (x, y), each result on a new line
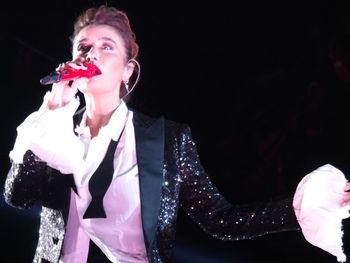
top-left (75, 37), bottom-right (118, 46)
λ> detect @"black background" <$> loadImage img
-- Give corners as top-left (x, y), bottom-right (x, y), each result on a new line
top-left (2, 0), bottom-right (350, 262)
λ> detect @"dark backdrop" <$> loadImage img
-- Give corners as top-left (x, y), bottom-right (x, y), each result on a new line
top-left (2, 0), bottom-right (350, 262)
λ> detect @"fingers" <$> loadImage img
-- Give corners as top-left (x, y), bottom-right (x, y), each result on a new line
top-left (56, 77), bottom-right (88, 106)
top-left (47, 60), bottom-right (90, 109)
top-left (66, 61), bottom-right (88, 70)
top-left (48, 79), bottom-right (82, 109)
top-left (62, 82), bottom-right (79, 105)
top-left (341, 194), bottom-right (350, 207)
top-left (345, 182), bottom-right (350, 192)
top-left (341, 182), bottom-right (350, 207)
top-left (56, 60), bottom-right (88, 71)
top-left (70, 77), bottom-right (88, 90)
top-left (48, 81), bottom-right (71, 109)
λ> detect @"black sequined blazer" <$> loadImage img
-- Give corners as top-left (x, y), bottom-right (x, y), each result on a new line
top-left (4, 111), bottom-right (300, 263)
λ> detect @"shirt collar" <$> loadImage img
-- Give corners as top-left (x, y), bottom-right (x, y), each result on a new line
top-left (74, 100), bottom-right (129, 141)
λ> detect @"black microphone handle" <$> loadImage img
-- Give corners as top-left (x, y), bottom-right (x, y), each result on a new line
top-left (39, 72), bottom-right (62, 85)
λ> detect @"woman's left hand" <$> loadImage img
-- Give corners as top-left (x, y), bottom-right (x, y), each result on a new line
top-left (342, 182), bottom-right (350, 206)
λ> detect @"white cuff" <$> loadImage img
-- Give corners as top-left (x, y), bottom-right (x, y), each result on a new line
top-left (9, 92), bottom-right (83, 174)
top-left (293, 164), bottom-right (350, 262)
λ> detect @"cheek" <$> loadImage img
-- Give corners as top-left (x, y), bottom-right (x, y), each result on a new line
top-left (104, 60), bottom-right (125, 79)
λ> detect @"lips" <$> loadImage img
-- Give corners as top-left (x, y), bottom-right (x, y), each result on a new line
top-left (82, 62), bottom-right (102, 78)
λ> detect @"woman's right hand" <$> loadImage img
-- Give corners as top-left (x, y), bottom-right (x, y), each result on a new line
top-left (47, 61), bottom-right (88, 109)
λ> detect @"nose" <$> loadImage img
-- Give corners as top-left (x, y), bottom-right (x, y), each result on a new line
top-left (85, 46), bottom-right (98, 62)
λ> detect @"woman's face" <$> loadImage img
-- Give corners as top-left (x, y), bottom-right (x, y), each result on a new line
top-left (72, 24), bottom-right (132, 97)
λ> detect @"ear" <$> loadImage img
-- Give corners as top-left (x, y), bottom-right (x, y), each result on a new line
top-left (122, 60), bottom-right (135, 82)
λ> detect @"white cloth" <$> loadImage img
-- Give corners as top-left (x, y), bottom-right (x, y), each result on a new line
top-left (9, 92), bottom-right (85, 174)
top-left (10, 95), bottom-right (148, 262)
top-left (293, 164), bottom-right (350, 262)
top-left (72, 99), bottom-right (129, 186)
top-left (61, 104), bottom-right (148, 263)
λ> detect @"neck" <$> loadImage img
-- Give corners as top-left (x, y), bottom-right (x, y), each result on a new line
top-left (84, 94), bottom-right (122, 137)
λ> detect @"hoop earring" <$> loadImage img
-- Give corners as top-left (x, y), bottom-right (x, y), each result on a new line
top-left (121, 58), bottom-right (141, 100)
top-left (128, 58), bottom-right (141, 90)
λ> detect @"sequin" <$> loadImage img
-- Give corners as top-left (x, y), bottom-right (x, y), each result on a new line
top-left (4, 119), bottom-right (300, 263)
top-left (33, 207), bottom-right (65, 263)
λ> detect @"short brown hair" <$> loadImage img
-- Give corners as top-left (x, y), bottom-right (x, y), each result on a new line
top-left (71, 5), bottom-right (139, 61)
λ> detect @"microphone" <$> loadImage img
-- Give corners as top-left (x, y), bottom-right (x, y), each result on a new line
top-left (40, 62), bottom-right (102, 85)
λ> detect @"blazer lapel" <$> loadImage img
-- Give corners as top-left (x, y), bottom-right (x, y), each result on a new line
top-left (133, 111), bottom-right (165, 251)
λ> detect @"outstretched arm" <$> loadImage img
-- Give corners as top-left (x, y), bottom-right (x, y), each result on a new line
top-left (178, 125), bottom-right (300, 241)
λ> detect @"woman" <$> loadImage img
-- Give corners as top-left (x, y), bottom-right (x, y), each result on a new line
top-left (4, 5), bottom-right (350, 263)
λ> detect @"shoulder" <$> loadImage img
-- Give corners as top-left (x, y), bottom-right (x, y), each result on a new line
top-left (131, 109), bottom-right (189, 130)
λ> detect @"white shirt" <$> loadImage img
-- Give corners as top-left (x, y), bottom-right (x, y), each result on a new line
top-left (9, 94), bottom-right (148, 263)
top-left (61, 101), bottom-right (148, 263)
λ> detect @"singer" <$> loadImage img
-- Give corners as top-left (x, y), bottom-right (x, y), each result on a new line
top-left (4, 4), bottom-right (350, 263)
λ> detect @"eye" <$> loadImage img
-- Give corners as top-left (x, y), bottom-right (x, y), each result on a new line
top-left (77, 44), bottom-right (91, 53)
top-left (101, 44), bottom-right (113, 51)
